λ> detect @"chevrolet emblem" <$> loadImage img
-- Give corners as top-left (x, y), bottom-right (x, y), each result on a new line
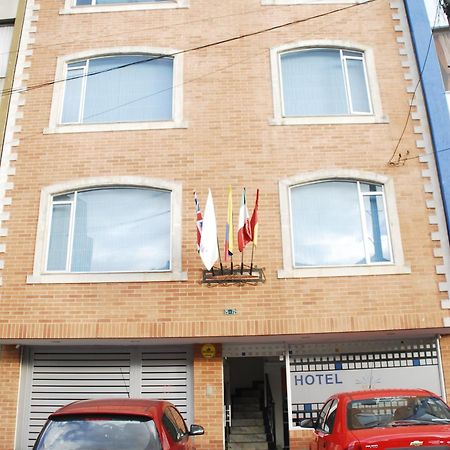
top-left (410, 441), bottom-right (424, 447)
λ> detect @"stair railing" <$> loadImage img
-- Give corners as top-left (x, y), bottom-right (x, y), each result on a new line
top-left (264, 374), bottom-right (276, 449)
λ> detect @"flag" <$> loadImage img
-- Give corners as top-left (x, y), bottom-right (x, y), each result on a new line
top-left (224, 186), bottom-right (234, 261)
top-left (194, 192), bottom-right (203, 253)
top-left (250, 189), bottom-right (259, 246)
top-left (199, 189), bottom-right (219, 270)
top-left (237, 188), bottom-right (252, 252)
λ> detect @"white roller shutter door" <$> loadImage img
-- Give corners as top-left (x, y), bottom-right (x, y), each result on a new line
top-left (17, 346), bottom-right (193, 450)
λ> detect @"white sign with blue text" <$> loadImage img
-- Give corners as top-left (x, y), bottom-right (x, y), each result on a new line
top-left (290, 365), bottom-right (442, 404)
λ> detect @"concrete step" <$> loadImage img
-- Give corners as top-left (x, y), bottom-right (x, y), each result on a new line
top-left (233, 396), bottom-right (262, 405)
top-left (227, 442), bottom-right (269, 450)
top-left (229, 433), bottom-right (267, 443)
top-left (233, 410), bottom-right (263, 419)
top-left (235, 388), bottom-right (263, 398)
top-left (233, 403), bottom-right (261, 412)
top-left (232, 418), bottom-right (265, 427)
top-left (230, 425), bottom-right (265, 434)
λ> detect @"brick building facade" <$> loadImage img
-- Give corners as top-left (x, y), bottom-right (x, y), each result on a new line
top-left (1, 0), bottom-right (450, 449)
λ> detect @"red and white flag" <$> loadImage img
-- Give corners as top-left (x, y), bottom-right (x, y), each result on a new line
top-left (237, 188), bottom-right (252, 252)
top-left (250, 189), bottom-right (259, 247)
top-left (193, 192), bottom-right (203, 253)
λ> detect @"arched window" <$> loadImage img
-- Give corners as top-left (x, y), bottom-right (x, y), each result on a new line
top-left (47, 187), bottom-right (171, 272)
top-left (46, 48), bottom-right (184, 133)
top-left (280, 49), bottom-right (371, 117)
top-left (61, 54), bottom-right (174, 124)
top-left (62, 0), bottom-right (188, 14)
top-left (290, 180), bottom-right (391, 267)
top-left (270, 41), bottom-right (385, 125)
top-left (28, 177), bottom-right (185, 283)
top-left (278, 170), bottom-right (410, 278)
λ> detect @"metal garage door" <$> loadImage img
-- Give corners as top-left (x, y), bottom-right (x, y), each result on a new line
top-left (17, 346), bottom-right (194, 449)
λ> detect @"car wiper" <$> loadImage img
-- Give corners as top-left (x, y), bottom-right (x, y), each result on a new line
top-left (390, 419), bottom-right (444, 427)
top-left (360, 421), bottom-right (386, 429)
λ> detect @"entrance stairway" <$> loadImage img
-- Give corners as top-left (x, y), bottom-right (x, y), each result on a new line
top-left (227, 382), bottom-right (269, 450)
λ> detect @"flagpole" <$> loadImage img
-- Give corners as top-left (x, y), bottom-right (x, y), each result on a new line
top-left (240, 250), bottom-right (244, 275)
top-left (216, 237), bottom-right (224, 275)
top-left (249, 242), bottom-right (255, 275)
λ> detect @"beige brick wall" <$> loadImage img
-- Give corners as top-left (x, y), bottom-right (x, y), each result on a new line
top-left (0, 1), bottom-right (448, 448)
top-left (0, 0), bottom-right (446, 341)
top-left (0, 346), bottom-right (21, 450)
top-left (193, 344), bottom-right (223, 450)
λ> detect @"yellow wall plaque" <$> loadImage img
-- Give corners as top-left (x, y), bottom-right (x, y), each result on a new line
top-left (201, 343), bottom-right (216, 359)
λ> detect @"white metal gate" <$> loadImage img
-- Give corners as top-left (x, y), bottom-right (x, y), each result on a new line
top-left (17, 346), bottom-right (194, 449)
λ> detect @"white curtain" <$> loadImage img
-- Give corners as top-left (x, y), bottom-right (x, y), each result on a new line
top-left (83, 55), bottom-right (173, 123)
top-left (291, 181), bottom-right (365, 266)
top-left (71, 188), bottom-right (171, 272)
top-left (281, 49), bottom-right (347, 116)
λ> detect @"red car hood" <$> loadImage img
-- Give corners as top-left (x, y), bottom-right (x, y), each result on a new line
top-left (350, 424), bottom-right (450, 449)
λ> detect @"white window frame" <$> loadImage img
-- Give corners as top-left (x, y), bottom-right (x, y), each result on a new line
top-left (61, 0), bottom-right (188, 14)
top-left (27, 176), bottom-right (187, 284)
top-left (278, 169), bottom-right (411, 278)
top-left (270, 40), bottom-right (387, 125)
top-left (45, 47), bottom-right (185, 134)
top-left (262, 0), bottom-right (369, 4)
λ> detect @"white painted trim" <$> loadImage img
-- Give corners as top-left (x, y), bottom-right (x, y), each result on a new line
top-left (46, 47), bottom-right (184, 133)
top-left (0, 0), bottom-right (39, 287)
top-left (278, 169), bottom-right (410, 279)
top-left (60, 0), bottom-right (188, 14)
top-left (270, 39), bottom-right (387, 125)
top-left (28, 176), bottom-right (187, 284)
top-left (263, 0), bottom-right (368, 4)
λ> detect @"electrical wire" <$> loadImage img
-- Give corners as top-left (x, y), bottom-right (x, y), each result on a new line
top-left (0, 0), bottom-right (378, 99)
top-left (388, 0), bottom-right (442, 166)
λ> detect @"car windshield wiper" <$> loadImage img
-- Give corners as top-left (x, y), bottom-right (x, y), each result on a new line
top-left (390, 419), bottom-right (448, 427)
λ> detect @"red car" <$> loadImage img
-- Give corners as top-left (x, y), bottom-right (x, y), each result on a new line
top-left (32, 398), bottom-right (204, 450)
top-left (301, 389), bottom-right (450, 450)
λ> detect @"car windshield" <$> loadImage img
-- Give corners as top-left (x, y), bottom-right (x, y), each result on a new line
top-left (34, 414), bottom-right (163, 450)
top-left (347, 395), bottom-right (450, 430)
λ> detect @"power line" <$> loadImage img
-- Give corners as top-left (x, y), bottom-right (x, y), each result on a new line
top-left (0, 0), bottom-right (378, 151)
top-left (0, 0), bottom-right (377, 99)
top-left (388, 0), bottom-right (442, 166)
top-left (398, 146), bottom-right (450, 164)
top-left (0, 6), bottom-right (269, 59)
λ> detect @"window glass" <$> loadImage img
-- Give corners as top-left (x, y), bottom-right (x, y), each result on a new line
top-left (61, 55), bottom-right (173, 124)
top-left (46, 187), bottom-right (171, 273)
top-left (76, 0), bottom-right (169, 4)
top-left (347, 395), bottom-right (450, 430)
top-left (168, 406), bottom-right (188, 435)
top-left (323, 399), bottom-right (338, 433)
top-left (34, 416), bottom-right (163, 450)
top-left (47, 204), bottom-right (71, 271)
top-left (433, 29), bottom-right (450, 91)
top-left (163, 411), bottom-right (180, 442)
top-left (316, 400), bottom-right (333, 431)
top-left (290, 180), bottom-right (391, 267)
top-left (0, 24), bottom-right (14, 79)
top-left (280, 48), bottom-right (371, 116)
top-left (346, 58), bottom-right (371, 113)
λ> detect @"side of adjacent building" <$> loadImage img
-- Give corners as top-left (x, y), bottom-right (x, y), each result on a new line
top-left (1, 1), bottom-right (450, 450)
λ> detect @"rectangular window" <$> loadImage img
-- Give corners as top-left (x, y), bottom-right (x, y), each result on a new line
top-left (433, 29), bottom-right (450, 92)
top-left (280, 48), bottom-right (372, 117)
top-left (290, 180), bottom-right (392, 267)
top-left (0, 24), bottom-right (14, 79)
top-left (75, 0), bottom-right (171, 4)
top-left (61, 54), bottom-right (174, 124)
top-left (46, 187), bottom-right (171, 273)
